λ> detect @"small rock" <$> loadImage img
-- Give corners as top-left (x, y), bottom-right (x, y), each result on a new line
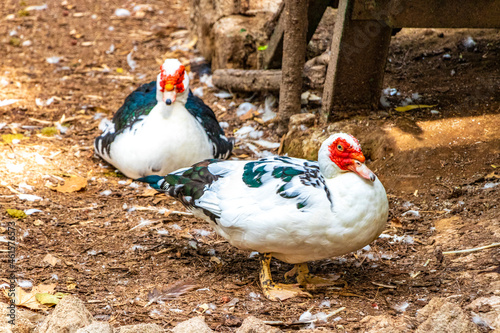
top-left (288, 113), bottom-right (316, 129)
top-left (172, 317), bottom-right (213, 333)
top-left (38, 296), bottom-right (93, 333)
top-left (117, 323), bottom-right (163, 333)
top-left (235, 316), bottom-right (282, 333)
top-left (466, 296), bottom-right (500, 329)
top-left (360, 315), bottom-right (412, 332)
top-left (76, 321), bottom-right (114, 333)
top-left (415, 298), bottom-right (480, 333)
top-left (1, 301), bottom-right (46, 333)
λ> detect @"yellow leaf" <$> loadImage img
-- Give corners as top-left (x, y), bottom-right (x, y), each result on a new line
top-left (2, 133), bottom-right (24, 143)
top-left (41, 127), bottom-right (58, 136)
top-left (35, 292), bottom-right (65, 306)
top-left (116, 68), bottom-right (124, 73)
top-left (51, 175), bottom-right (87, 193)
top-left (67, 283), bottom-right (77, 290)
top-left (394, 104), bottom-right (437, 112)
top-left (6, 209), bottom-right (26, 219)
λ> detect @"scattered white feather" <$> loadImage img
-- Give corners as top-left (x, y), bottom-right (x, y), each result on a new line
top-left (106, 44), bottom-right (115, 54)
top-left (214, 91), bottom-right (233, 99)
top-left (169, 308), bottom-right (183, 313)
top-left (235, 126), bottom-right (263, 140)
top-left (22, 40), bottom-right (32, 47)
top-left (483, 182), bottom-right (499, 189)
top-left (24, 209), bottom-right (42, 215)
top-left (0, 99), bottom-right (19, 107)
top-left (383, 87), bottom-right (398, 96)
top-left (248, 292), bottom-right (260, 299)
top-left (392, 301), bottom-right (409, 312)
top-left (18, 280), bottom-right (33, 288)
top-left (25, 4), bottom-right (47, 11)
top-left (261, 95), bottom-right (277, 122)
top-left (442, 53), bottom-right (451, 60)
top-left (219, 121), bottom-right (229, 129)
top-left (463, 36), bottom-right (476, 49)
top-left (200, 74), bottom-right (213, 88)
top-left (100, 190), bottom-right (112, 196)
top-left (319, 300), bottom-right (331, 308)
top-left (237, 102), bottom-right (258, 116)
top-left (127, 47), bottom-right (137, 71)
top-left (51, 274), bottom-right (58, 280)
top-left (249, 251), bottom-right (259, 258)
top-left (18, 194), bottom-right (42, 201)
top-left (46, 56), bottom-right (61, 64)
top-left (430, 110), bottom-right (440, 115)
top-left (129, 218), bottom-right (154, 231)
top-left (193, 87), bottom-right (204, 97)
top-left (56, 122), bottom-right (68, 134)
top-left (18, 182), bottom-right (34, 192)
top-left (194, 229), bottom-right (211, 237)
top-left (129, 182), bottom-right (139, 188)
top-left (118, 180), bottom-right (128, 185)
top-left (171, 224), bottom-right (182, 230)
top-left (131, 245), bottom-right (144, 251)
top-left (299, 310), bottom-right (314, 322)
top-left (379, 233), bottom-right (414, 244)
top-left (108, 26), bottom-right (114, 31)
top-left (402, 210), bottom-right (420, 217)
top-left (114, 8), bottom-right (131, 16)
top-left (251, 139), bottom-right (280, 149)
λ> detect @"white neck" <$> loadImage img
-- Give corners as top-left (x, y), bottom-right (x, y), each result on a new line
top-left (318, 142), bottom-right (342, 179)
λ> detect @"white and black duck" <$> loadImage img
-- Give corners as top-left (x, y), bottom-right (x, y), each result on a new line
top-left (94, 59), bottom-right (233, 179)
top-left (139, 133), bottom-right (389, 301)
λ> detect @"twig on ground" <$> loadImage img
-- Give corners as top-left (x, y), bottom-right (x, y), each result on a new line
top-left (443, 242), bottom-right (500, 255)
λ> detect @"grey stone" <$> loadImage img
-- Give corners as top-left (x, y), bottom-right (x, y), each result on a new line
top-left (235, 316), bottom-right (282, 333)
top-left (38, 296), bottom-right (93, 333)
top-left (76, 321), bottom-right (114, 333)
top-left (172, 317), bottom-right (213, 333)
top-left (1, 301), bottom-right (46, 333)
top-left (116, 323), bottom-right (163, 333)
top-left (415, 298), bottom-right (480, 333)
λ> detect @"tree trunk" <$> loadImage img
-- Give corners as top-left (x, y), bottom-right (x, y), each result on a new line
top-left (277, 0), bottom-right (308, 135)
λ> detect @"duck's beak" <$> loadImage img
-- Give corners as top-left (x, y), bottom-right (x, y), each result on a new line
top-left (162, 90), bottom-right (176, 105)
top-left (347, 160), bottom-right (376, 182)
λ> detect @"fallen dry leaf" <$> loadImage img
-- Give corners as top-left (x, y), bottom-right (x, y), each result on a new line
top-left (140, 188), bottom-right (158, 197)
top-left (50, 175), bottom-right (87, 193)
top-left (43, 253), bottom-right (60, 266)
top-left (239, 109), bottom-right (260, 121)
top-left (3, 284), bottom-right (56, 310)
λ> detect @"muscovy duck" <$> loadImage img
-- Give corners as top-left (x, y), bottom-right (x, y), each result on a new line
top-left (94, 59), bottom-right (233, 179)
top-left (139, 133), bottom-right (388, 301)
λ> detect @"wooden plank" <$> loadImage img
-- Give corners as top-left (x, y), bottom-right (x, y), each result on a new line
top-left (352, 0), bottom-right (500, 28)
top-left (212, 69), bottom-right (281, 92)
top-left (321, 0), bottom-right (392, 120)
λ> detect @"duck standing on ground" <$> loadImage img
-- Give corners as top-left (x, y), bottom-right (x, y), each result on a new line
top-left (139, 133), bottom-right (389, 301)
top-left (94, 59), bottom-right (233, 179)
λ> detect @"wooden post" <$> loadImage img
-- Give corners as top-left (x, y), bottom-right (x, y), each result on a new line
top-left (321, 0), bottom-right (392, 121)
top-left (277, 0), bottom-right (308, 134)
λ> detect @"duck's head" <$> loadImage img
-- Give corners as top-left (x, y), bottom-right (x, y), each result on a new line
top-left (318, 133), bottom-right (376, 182)
top-left (156, 59), bottom-right (189, 106)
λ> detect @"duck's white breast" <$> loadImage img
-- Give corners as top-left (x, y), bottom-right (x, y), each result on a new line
top-left (109, 104), bottom-right (213, 179)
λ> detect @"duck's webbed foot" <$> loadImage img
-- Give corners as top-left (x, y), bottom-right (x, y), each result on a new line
top-left (287, 263), bottom-right (347, 289)
top-left (259, 253), bottom-right (312, 301)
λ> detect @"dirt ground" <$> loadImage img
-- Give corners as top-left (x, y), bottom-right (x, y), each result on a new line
top-left (0, 0), bottom-right (499, 331)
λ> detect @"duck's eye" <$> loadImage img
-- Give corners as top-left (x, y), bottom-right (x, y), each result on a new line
top-left (337, 144), bottom-right (343, 151)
